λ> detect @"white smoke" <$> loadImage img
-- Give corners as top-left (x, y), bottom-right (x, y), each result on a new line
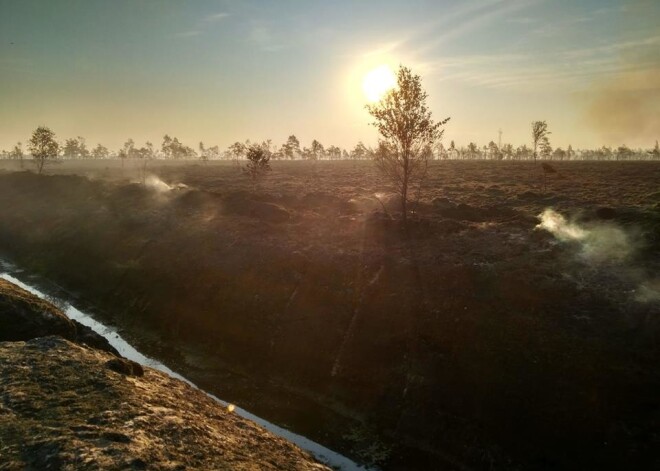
top-left (536, 208), bottom-right (631, 263)
top-left (536, 208), bottom-right (659, 305)
top-left (144, 175), bottom-right (173, 192)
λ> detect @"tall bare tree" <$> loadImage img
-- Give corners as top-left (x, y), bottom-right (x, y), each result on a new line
top-left (367, 66), bottom-right (449, 221)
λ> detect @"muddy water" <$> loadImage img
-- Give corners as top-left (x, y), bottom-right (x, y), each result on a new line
top-left (0, 264), bottom-right (366, 471)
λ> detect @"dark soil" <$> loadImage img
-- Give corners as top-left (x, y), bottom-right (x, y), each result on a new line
top-left (0, 159), bottom-right (659, 470)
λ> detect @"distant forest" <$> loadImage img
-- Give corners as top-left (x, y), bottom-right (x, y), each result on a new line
top-left (2, 130), bottom-right (659, 162)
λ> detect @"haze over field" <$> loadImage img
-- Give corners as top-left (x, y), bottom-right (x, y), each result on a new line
top-left (1, 1), bottom-right (660, 470)
top-left (1, 0), bottom-right (658, 151)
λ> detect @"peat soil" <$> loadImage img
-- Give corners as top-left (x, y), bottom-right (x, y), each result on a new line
top-left (0, 160), bottom-right (659, 470)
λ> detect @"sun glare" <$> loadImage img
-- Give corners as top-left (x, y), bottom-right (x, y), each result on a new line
top-left (362, 64), bottom-right (397, 103)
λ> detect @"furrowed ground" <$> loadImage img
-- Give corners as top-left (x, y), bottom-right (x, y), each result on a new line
top-left (0, 159), bottom-right (659, 470)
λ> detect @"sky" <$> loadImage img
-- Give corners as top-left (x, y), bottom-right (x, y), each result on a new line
top-left (0, 0), bottom-right (658, 153)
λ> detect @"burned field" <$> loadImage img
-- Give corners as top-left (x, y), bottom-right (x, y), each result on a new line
top-left (0, 160), bottom-right (659, 469)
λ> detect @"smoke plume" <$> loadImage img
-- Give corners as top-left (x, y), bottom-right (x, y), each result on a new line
top-left (536, 208), bottom-right (631, 263)
top-left (144, 175), bottom-right (173, 192)
top-left (536, 208), bottom-right (658, 304)
top-left (585, 68), bottom-right (660, 147)
top-left (584, 1), bottom-right (660, 147)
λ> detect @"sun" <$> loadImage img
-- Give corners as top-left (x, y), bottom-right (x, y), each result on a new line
top-left (362, 64), bottom-right (397, 103)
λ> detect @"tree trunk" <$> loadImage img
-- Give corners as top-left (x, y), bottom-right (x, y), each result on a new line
top-left (401, 152), bottom-right (409, 223)
top-left (401, 185), bottom-right (408, 223)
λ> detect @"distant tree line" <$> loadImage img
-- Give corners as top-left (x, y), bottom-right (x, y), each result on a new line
top-left (2, 127), bottom-right (659, 163)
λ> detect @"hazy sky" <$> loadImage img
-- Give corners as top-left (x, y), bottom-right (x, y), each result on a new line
top-left (1, 0), bottom-right (658, 152)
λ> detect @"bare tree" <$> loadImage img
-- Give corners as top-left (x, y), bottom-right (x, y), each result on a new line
top-left (367, 65), bottom-right (449, 222)
top-left (532, 121), bottom-right (550, 163)
top-left (28, 126), bottom-right (59, 174)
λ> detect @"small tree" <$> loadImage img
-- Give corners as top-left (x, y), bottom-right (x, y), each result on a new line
top-left (516, 144), bottom-right (531, 161)
top-left (487, 140), bottom-right (502, 160)
top-left (161, 135), bottom-right (195, 160)
top-left (434, 142), bottom-right (447, 160)
top-left (310, 139), bottom-right (324, 160)
top-left (9, 142), bottom-right (24, 168)
top-left (91, 143), bottom-right (109, 159)
top-left (28, 126), bottom-right (59, 174)
top-left (326, 145), bottom-right (342, 160)
top-left (616, 145), bottom-right (633, 161)
top-left (118, 138), bottom-right (135, 168)
top-left (567, 144), bottom-right (575, 160)
top-left (647, 140), bottom-right (659, 160)
top-left (366, 65), bottom-right (449, 222)
top-left (281, 135), bottom-right (300, 160)
top-left (501, 143), bottom-right (514, 160)
top-left (539, 136), bottom-right (552, 160)
top-left (227, 141), bottom-right (247, 167)
top-left (350, 141), bottom-right (369, 160)
top-left (199, 142), bottom-right (219, 162)
top-left (244, 143), bottom-right (271, 189)
top-left (532, 121), bottom-right (550, 163)
top-left (553, 147), bottom-right (566, 161)
top-left (466, 142), bottom-right (479, 160)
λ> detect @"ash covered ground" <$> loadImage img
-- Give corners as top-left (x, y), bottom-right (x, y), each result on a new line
top-left (0, 159), bottom-right (659, 470)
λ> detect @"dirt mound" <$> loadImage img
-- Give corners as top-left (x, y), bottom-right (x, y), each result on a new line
top-left (0, 278), bottom-right (76, 342)
top-left (0, 279), bottom-right (118, 356)
top-left (0, 336), bottom-right (329, 471)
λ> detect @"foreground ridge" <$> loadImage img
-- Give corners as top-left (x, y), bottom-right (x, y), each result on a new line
top-left (0, 280), bottom-right (330, 471)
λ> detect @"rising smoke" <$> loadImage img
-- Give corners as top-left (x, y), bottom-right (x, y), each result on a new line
top-left (536, 208), bottom-right (631, 263)
top-left (584, 0), bottom-right (660, 147)
top-left (144, 175), bottom-right (173, 192)
top-left (536, 208), bottom-right (659, 303)
top-left (586, 68), bottom-right (660, 147)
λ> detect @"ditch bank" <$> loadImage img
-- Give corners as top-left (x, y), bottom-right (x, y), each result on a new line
top-left (0, 170), bottom-right (659, 470)
top-left (0, 277), bottom-right (334, 471)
